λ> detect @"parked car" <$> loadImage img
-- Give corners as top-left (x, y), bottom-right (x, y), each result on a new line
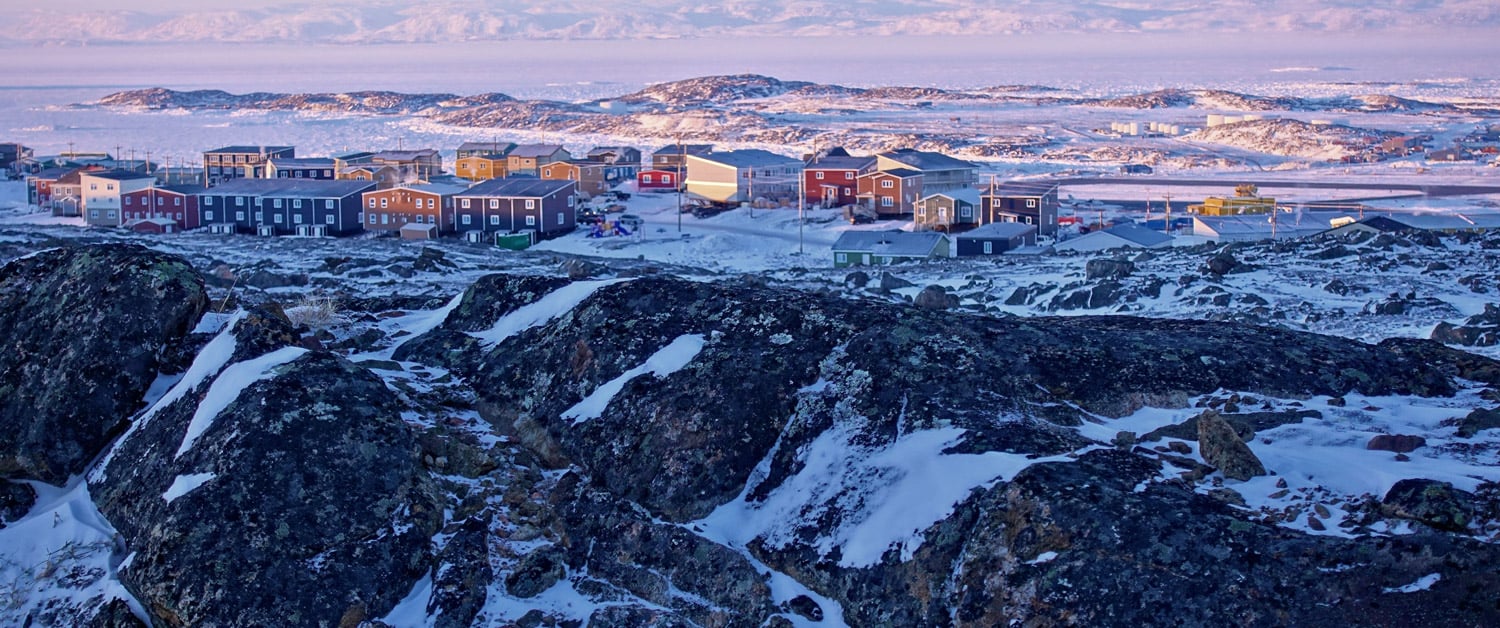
top-left (617, 214), bottom-right (644, 230)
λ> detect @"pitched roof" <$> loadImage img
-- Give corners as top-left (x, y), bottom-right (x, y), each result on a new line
top-left (269, 158), bottom-right (335, 168)
top-left (205, 145), bottom-right (293, 155)
top-left (1101, 224), bottom-right (1174, 247)
top-left (806, 155), bottom-right (876, 171)
top-left (458, 141), bottom-right (515, 154)
top-left (81, 169), bottom-right (154, 182)
top-left (509, 144), bottom-right (566, 158)
top-left (864, 168), bottom-right (922, 179)
top-left (924, 188), bottom-right (983, 205)
top-left (456, 177), bottom-right (575, 198)
top-left (832, 230), bottom-right (948, 257)
top-left (158, 184), bottom-right (207, 195)
top-left (986, 181), bottom-right (1059, 197)
top-left (693, 149), bottom-right (802, 168)
top-left (956, 222), bottom-right (1036, 240)
top-left (201, 178), bottom-right (374, 198)
top-left (653, 144), bottom-right (713, 157)
top-left (879, 149), bottom-right (976, 172)
top-left (1385, 213), bottom-right (1500, 230)
top-left (383, 182), bottom-right (469, 196)
top-left (372, 149), bottom-right (439, 161)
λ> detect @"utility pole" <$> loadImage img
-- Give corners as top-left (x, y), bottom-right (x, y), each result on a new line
top-left (747, 168), bottom-right (754, 219)
top-left (798, 163), bottom-right (805, 255)
top-left (1164, 193), bottom-right (1172, 234)
top-left (676, 137), bottom-right (683, 233)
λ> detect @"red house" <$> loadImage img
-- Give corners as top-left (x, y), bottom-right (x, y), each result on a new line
top-left (637, 168), bottom-right (682, 191)
top-left (857, 169), bottom-right (924, 217)
top-left (120, 185), bottom-right (204, 230)
top-left (804, 155), bottom-right (876, 207)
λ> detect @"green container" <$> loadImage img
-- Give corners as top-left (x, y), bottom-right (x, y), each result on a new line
top-left (494, 232), bottom-right (534, 250)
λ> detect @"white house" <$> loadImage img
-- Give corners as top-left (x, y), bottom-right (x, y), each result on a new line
top-left (81, 170), bottom-right (155, 227)
top-left (686, 150), bottom-right (804, 206)
top-left (1054, 224), bottom-right (1174, 253)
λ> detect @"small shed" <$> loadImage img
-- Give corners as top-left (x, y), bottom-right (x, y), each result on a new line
top-left (954, 222), bottom-right (1037, 256)
top-left (400, 223), bottom-right (437, 240)
top-left (127, 217), bottom-right (177, 234)
top-left (832, 230), bottom-right (949, 267)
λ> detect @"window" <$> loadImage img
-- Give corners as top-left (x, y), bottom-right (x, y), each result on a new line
top-left (107, 184), bottom-right (115, 191)
top-left (90, 210), bottom-right (99, 218)
top-left (368, 214), bottom-right (376, 224)
top-left (107, 210), bottom-right (116, 218)
top-left (525, 215), bottom-right (536, 226)
top-left (326, 200), bottom-right (334, 209)
top-left (489, 199), bottom-right (499, 209)
top-left (90, 184), bottom-right (97, 191)
top-left (235, 197), bottom-right (244, 206)
top-left (325, 214), bottom-right (335, 225)
top-left (566, 196), bottom-right (574, 208)
top-left (882, 197), bottom-right (893, 207)
top-left (273, 199), bottom-right (282, 208)
top-left (960, 206), bottom-right (972, 218)
top-left (368, 198), bottom-right (376, 208)
top-left (294, 171), bottom-right (302, 178)
top-left (293, 199), bottom-right (301, 209)
top-left (881, 180), bottom-right (893, 189)
top-left (983, 242), bottom-right (994, 254)
top-left (557, 212), bottom-right (564, 225)
top-left (254, 212), bottom-right (263, 222)
top-left (917, 207), bottom-right (926, 218)
top-left (174, 197), bottom-right (181, 206)
top-left (1025, 216), bottom-right (1034, 224)
top-left (125, 197), bottom-right (132, 206)
top-left (175, 213), bottom-right (182, 220)
top-left (845, 172), bottom-right (853, 180)
top-left (1027, 199), bottom-right (1037, 208)
top-left (323, 170), bottom-right (332, 178)
top-left (427, 198), bottom-right (435, 209)
top-left (489, 215), bottom-right (499, 225)
top-left (205, 210), bottom-right (214, 220)
top-left (836, 252), bottom-right (847, 263)
top-left (294, 214), bottom-right (303, 224)
top-left (205, 197), bottom-right (214, 206)
top-left (273, 214), bottom-right (283, 223)
top-left (380, 198), bottom-right (388, 209)
top-left (643, 174), bottom-right (653, 183)
top-left (461, 215), bottom-right (471, 225)
top-left (815, 172), bottom-right (824, 180)
top-left (381, 214), bottom-right (388, 225)
top-left (236, 211), bottom-right (245, 220)
top-left (461, 199), bottom-right (470, 209)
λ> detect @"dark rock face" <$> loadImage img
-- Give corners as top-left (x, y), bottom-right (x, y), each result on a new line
top-left (878, 271), bottom-right (914, 292)
top-left (0, 245), bottom-right (207, 483)
top-left (1205, 251), bottom-right (1242, 275)
top-left (1085, 258), bottom-right (1134, 280)
top-left (1431, 304), bottom-right (1500, 347)
top-left (914, 284), bottom-right (960, 309)
top-left (1455, 407), bottom-right (1500, 438)
top-left (1383, 479), bottom-right (1476, 533)
top-left (1368, 434), bottom-right (1428, 453)
top-left (0, 480), bottom-right (34, 527)
top-left (93, 352), bottom-right (440, 627)
top-left (1197, 410), bottom-right (1266, 480)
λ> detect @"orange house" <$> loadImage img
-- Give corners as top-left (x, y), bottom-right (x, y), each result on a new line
top-left (539, 160), bottom-right (610, 197)
top-left (856, 169), bottom-right (924, 217)
top-left (360, 182), bottom-right (467, 234)
top-left (456, 155), bottom-right (508, 181)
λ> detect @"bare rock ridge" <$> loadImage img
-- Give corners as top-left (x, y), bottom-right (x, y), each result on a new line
top-left (3, 246), bottom-right (1499, 625)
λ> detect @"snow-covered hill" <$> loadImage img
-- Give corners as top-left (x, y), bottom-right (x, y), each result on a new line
top-left (1184, 119), bottom-right (1398, 161)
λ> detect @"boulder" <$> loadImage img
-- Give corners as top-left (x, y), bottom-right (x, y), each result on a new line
top-left (1205, 251), bottom-right (1242, 276)
top-left (0, 245), bottom-right (207, 483)
top-left (1382, 479), bottom-right (1476, 533)
top-left (93, 352), bottom-right (441, 627)
top-left (1196, 410), bottom-right (1267, 481)
top-left (1455, 407), bottom-right (1500, 438)
top-left (914, 285), bottom-right (960, 310)
top-left (413, 247), bottom-right (455, 273)
top-left (843, 270), bottom-right (870, 289)
top-left (559, 258), bottom-right (608, 280)
top-left (1367, 434), bottom-right (1427, 453)
top-left (1430, 304), bottom-right (1500, 347)
top-left (1085, 258), bottom-right (1135, 280)
top-left (879, 271), bottom-right (914, 292)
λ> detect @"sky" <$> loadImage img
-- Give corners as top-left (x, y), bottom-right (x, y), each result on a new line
top-left (4, 1), bottom-right (1499, 46)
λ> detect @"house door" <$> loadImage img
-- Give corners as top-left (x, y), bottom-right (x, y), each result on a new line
top-left (822, 186), bottom-right (838, 208)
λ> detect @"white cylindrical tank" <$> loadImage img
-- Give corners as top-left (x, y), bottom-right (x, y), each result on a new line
top-left (1127, 122), bottom-right (1141, 135)
top-left (1207, 114), bottom-right (1224, 127)
top-left (1222, 115), bottom-right (1242, 125)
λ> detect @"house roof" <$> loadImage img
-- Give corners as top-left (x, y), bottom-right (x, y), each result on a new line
top-left (924, 188), bottom-right (983, 205)
top-left (986, 181), bottom-right (1059, 197)
top-left (458, 141), bottom-right (515, 154)
top-left (864, 168), bottom-right (922, 179)
top-left (202, 178), bottom-right (374, 198)
top-left (692, 149), bottom-right (801, 169)
top-left (587, 146), bottom-right (638, 157)
top-left (653, 144), bottom-right (713, 158)
top-left (81, 169), bottom-right (155, 182)
top-left (158, 184), bottom-right (208, 195)
top-left (341, 164), bottom-right (392, 173)
top-left (205, 145), bottom-right (293, 155)
top-left (879, 149), bottom-right (977, 172)
top-left (1193, 213), bottom-right (1349, 236)
top-left (269, 158), bottom-right (335, 168)
top-left (956, 222), bottom-right (1037, 240)
top-left (509, 144), bottom-right (566, 158)
top-left (456, 177), bottom-right (575, 198)
top-left (372, 149), bottom-right (439, 161)
top-left (381, 182), bottom-right (469, 196)
top-left (1101, 224), bottom-right (1175, 247)
top-left (832, 230), bottom-right (948, 257)
top-left (1385, 213), bottom-right (1500, 230)
top-left (806, 155), bottom-right (876, 171)
top-left (31, 167), bottom-right (72, 179)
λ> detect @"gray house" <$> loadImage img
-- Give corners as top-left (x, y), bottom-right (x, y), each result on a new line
top-left (832, 230), bottom-right (950, 267)
top-left (954, 222), bottom-right (1037, 256)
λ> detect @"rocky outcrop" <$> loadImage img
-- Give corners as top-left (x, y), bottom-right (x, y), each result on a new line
top-left (1197, 410), bottom-right (1267, 480)
top-left (93, 351), bottom-right (440, 627)
top-left (0, 245), bottom-right (207, 483)
top-left (1431, 304), bottom-right (1500, 346)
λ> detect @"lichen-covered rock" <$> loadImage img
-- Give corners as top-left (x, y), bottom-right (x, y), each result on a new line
top-left (0, 480), bottom-right (34, 528)
top-left (1431, 304), bottom-right (1500, 347)
top-left (1367, 434), bottom-right (1427, 453)
top-left (1382, 479), bottom-right (1476, 533)
top-left (0, 245), bottom-right (207, 483)
top-left (1085, 258), bottom-right (1134, 280)
top-left (1197, 410), bottom-right (1267, 480)
top-left (93, 352), bottom-right (440, 627)
top-left (914, 284), bottom-right (960, 309)
top-left (430, 517), bottom-right (494, 628)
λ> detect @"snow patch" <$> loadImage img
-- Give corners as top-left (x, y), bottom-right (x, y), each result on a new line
top-left (470, 278), bottom-right (630, 347)
top-left (162, 473), bottom-right (217, 504)
top-left (1026, 551), bottom-right (1060, 565)
top-left (380, 569), bottom-right (435, 627)
top-left (174, 346), bottom-right (307, 459)
top-left (563, 334), bottom-right (705, 424)
top-left (1384, 572), bottom-right (1441, 593)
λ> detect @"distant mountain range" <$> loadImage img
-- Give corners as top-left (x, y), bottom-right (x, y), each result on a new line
top-left (8, 0), bottom-right (1500, 45)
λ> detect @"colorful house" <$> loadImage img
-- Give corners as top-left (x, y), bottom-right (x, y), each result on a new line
top-left (914, 188), bottom-right (983, 231)
top-left (456, 155), bottom-right (509, 181)
top-left (81, 170), bottom-right (156, 227)
top-left (203, 145), bottom-right (295, 185)
top-left (954, 222), bottom-right (1037, 256)
top-left (121, 184), bottom-right (204, 230)
top-left (875, 149), bottom-right (977, 194)
top-left (832, 231), bottom-right (950, 267)
top-left (196, 178), bottom-right (374, 236)
top-left (804, 154), bottom-right (876, 207)
top-left (685, 149), bottom-right (803, 206)
top-left (361, 182), bottom-right (467, 235)
top-left (456, 141), bottom-right (515, 160)
top-left (857, 169), bottom-right (924, 217)
top-left (506, 144), bottom-right (571, 176)
top-left (539, 160), bottom-right (611, 197)
top-left (981, 182), bottom-right (1061, 236)
top-left (639, 144), bottom-right (711, 191)
top-left (586, 146), bottom-right (642, 183)
top-left (453, 178), bottom-right (578, 239)
top-left (267, 158), bottom-right (337, 180)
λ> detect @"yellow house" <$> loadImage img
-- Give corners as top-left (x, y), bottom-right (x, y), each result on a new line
top-left (1189, 184), bottom-right (1276, 216)
top-left (456, 155), bottom-right (508, 181)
